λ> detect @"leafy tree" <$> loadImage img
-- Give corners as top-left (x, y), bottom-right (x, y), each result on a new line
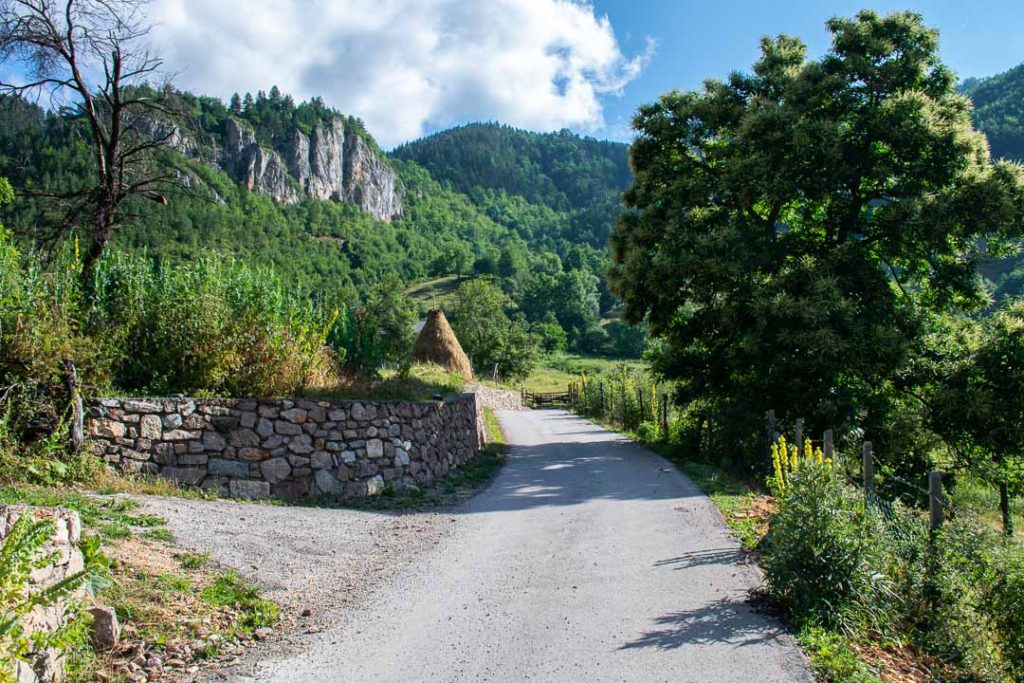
top-left (440, 242), bottom-right (474, 280)
top-left (920, 302), bottom-right (1024, 534)
top-left (328, 275), bottom-right (417, 373)
top-left (610, 10), bottom-right (1024, 462)
top-left (532, 314), bottom-right (568, 352)
top-left (448, 279), bottom-right (538, 381)
top-left (605, 319), bottom-right (648, 358)
top-left (523, 268), bottom-right (601, 350)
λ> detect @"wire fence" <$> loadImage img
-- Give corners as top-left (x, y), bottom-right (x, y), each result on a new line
top-left (768, 411), bottom-right (951, 534)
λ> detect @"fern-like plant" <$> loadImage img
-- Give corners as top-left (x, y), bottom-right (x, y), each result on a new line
top-left (0, 513), bottom-right (90, 683)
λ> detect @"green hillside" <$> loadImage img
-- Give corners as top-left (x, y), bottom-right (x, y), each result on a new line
top-left (962, 63), bottom-right (1024, 163)
top-left (392, 122), bottom-right (630, 248)
top-left (0, 90), bottom-right (637, 357)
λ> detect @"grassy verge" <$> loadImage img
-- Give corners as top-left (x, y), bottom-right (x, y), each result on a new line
top-left (404, 274), bottom-right (467, 315)
top-left (0, 486), bottom-right (279, 682)
top-left (521, 353), bottom-right (644, 394)
top-left (948, 475), bottom-right (1024, 540)
top-left (303, 362), bottom-right (467, 402)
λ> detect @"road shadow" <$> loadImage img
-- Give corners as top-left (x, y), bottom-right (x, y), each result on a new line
top-left (464, 436), bottom-right (705, 513)
top-left (621, 597), bottom-right (786, 651)
top-left (654, 548), bottom-right (751, 570)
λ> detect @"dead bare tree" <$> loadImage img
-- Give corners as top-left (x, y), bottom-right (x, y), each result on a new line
top-left (0, 0), bottom-right (173, 279)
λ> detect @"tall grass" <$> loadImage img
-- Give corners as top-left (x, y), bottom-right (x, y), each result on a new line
top-left (89, 252), bottom-right (340, 396)
top-left (0, 225), bottom-right (342, 484)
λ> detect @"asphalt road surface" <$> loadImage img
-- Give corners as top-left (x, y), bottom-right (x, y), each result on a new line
top-left (235, 409), bottom-right (813, 683)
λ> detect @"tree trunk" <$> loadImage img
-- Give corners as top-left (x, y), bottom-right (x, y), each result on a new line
top-left (1000, 482), bottom-right (1014, 537)
top-left (81, 209), bottom-right (115, 287)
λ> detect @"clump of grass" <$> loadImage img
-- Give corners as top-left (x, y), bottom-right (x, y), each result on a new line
top-left (141, 528), bottom-right (174, 542)
top-left (91, 468), bottom-right (212, 499)
top-left (200, 571), bottom-right (279, 631)
top-left (176, 551), bottom-right (211, 569)
top-left (798, 627), bottom-right (882, 683)
top-left (306, 362), bottom-right (466, 402)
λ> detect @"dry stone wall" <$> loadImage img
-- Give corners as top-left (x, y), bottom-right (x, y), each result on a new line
top-left (468, 384), bottom-right (525, 412)
top-left (0, 506), bottom-right (85, 683)
top-left (86, 394), bottom-right (486, 499)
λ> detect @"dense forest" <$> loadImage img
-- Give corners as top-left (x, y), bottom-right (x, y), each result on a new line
top-left (0, 94), bottom-right (637, 360)
top-left (962, 62), bottom-right (1024, 163)
top-left (393, 123), bottom-right (630, 248)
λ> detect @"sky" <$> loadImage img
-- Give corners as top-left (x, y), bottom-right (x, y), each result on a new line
top-left (136, 1), bottom-right (1024, 147)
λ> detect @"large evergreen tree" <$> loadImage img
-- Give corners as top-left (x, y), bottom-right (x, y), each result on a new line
top-left (610, 10), bottom-right (1024, 458)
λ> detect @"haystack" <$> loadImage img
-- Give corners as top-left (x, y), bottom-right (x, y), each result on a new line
top-left (411, 309), bottom-right (473, 379)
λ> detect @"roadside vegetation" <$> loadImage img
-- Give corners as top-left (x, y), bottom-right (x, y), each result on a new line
top-left (577, 11), bottom-right (1024, 681)
top-left (0, 487), bottom-right (278, 682)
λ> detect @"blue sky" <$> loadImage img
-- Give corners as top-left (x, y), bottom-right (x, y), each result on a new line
top-left (593, 0), bottom-right (1024, 140)
top-left (6, 1), bottom-right (1023, 147)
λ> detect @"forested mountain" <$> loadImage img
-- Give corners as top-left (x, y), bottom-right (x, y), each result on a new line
top-left (962, 63), bottom-right (1024, 163)
top-left (959, 64), bottom-right (1024, 298)
top-left (393, 123), bottom-right (631, 248)
top-left (0, 89), bottom-right (637, 356)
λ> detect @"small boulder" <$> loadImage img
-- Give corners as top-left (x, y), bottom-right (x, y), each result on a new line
top-left (88, 606), bottom-right (120, 649)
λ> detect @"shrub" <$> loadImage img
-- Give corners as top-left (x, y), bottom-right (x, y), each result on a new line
top-left (0, 514), bottom-right (92, 682)
top-left (91, 253), bottom-right (340, 396)
top-left (986, 541), bottom-right (1024, 680)
top-left (763, 462), bottom-right (896, 634)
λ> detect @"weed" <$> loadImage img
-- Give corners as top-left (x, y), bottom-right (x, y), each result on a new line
top-left (199, 572), bottom-right (279, 632)
top-left (798, 627), bottom-right (882, 683)
top-left (176, 551), bottom-right (210, 569)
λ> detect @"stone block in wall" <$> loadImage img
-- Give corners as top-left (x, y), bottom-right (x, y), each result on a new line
top-left (229, 479), bottom-right (270, 499)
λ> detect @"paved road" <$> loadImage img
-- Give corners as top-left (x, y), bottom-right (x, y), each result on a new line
top-left (236, 410), bottom-right (813, 683)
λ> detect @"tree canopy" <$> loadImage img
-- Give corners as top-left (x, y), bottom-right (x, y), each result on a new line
top-left (610, 10), bottom-right (1024, 456)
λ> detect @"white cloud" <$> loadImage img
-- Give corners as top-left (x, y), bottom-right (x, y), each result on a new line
top-left (149, 0), bottom-right (651, 147)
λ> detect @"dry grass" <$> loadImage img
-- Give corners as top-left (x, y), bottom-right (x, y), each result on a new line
top-left (411, 309), bottom-right (473, 379)
top-left (304, 363), bottom-right (466, 402)
top-left (73, 535), bottom-right (274, 682)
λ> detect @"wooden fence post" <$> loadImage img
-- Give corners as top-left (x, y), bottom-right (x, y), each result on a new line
top-left (823, 429), bottom-right (833, 461)
top-left (929, 472), bottom-right (945, 531)
top-left (63, 360), bottom-right (84, 452)
top-left (862, 442), bottom-right (874, 496)
top-left (661, 402), bottom-right (669, 442)
top-left (600, 382), bottom-right (605, 413)
top-left (795, 418), bottom-right (804, 457)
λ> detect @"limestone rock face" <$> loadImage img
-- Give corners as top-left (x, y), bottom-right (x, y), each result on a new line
top-left (145, 113), bottom-right (401, 221)
top-left (343, 133), bottom-right (402, 220)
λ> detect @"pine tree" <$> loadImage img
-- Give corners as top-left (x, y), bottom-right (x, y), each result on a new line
top-left (229, 92), bottom-right (242, 114)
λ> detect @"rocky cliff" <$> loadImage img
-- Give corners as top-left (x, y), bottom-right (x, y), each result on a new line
top-left (150, 115), bottom-right (402, 221)
top-left (220, 118), bottom-right (402, 221)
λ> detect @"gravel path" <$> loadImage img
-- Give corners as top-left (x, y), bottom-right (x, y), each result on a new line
top-left (174, 409), bottom-right (813, 683)
top-left (136, 496), bottom-right (454, 649)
